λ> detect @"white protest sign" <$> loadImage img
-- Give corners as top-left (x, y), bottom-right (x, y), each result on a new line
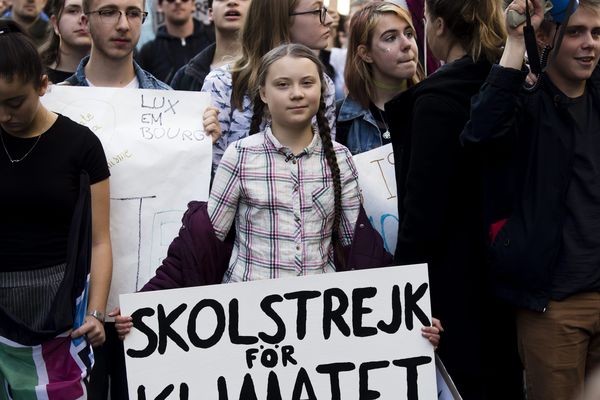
top-left (120, 264), bottom-right (436, 400)
top-left (353, 144), bottom-right (398, 254)
top-left (43, 87), bottom-right (212, 312)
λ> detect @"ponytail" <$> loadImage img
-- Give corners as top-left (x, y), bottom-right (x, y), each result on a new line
top-left (426, 0), bottom-right (506, 63)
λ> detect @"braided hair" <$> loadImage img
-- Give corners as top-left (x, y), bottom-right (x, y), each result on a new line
top-left (250, 43), bottom-right (343, 241)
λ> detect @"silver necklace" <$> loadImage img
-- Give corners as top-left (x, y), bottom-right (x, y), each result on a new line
top-left (376, 108), bottom-right (391, 140)
top-left (0, 130), bottom-right (43, 163)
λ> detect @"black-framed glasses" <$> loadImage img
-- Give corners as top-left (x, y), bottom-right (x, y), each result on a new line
top-left (86, 8), bottom-right (148, 24)
top-left (289, 6), bottom-right (328, 25)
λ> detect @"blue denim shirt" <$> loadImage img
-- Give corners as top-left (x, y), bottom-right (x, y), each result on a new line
top-left (68, 56), bottom-right (171, 90)
top-left (337, 96), bottom-right (383, 155)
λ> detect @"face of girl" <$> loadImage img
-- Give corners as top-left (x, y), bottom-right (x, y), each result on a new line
top-left (259, 55), bottom-right (322, 132)
top-left (0, 76), bottom-right (47, 137)
top-left (363, 13), bottom-right (418, 84)
top-left (53, 0), bottom-right (90, 49)
top-left (289, 0), bottom-right (333, 50)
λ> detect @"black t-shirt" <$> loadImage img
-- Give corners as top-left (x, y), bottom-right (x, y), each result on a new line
top-left (552, 87), bottom-right (600, 299)
top-left (46, 67), bottom-right (75, 84)
top-left (0, 114), bottom-right (110, 272)
top-left (369, 102), bottom-right (392, 145)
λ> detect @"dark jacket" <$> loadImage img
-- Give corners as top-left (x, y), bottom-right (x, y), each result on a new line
top-left (170, 42), bottom-right (215, 91)
top-left (136, 19), bottom-right (214, 84)
top-left (385, 57), bottom-right (502, 399)
top-left (385, 57), bottom-right (491, 310)
top-left (142, 201), bottom-right (392, 291)
top-left (461, 65), bottom-right (600, 312)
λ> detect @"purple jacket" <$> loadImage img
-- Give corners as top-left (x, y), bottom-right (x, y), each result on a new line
top-left (142, 201), bottom-right (392, 291)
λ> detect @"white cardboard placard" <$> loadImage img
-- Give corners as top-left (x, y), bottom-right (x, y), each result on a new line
top-left (43, 86), bottom-right (212, 313)
top-left (120, 264), bottom-right (436, 400)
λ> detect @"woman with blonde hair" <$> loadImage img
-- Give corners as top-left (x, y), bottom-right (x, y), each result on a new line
top-left (201, 0), bottom-right (338, 173)
top-left (336, 1), bottom-right (423, 155)
top-left (385, 0), bottom-right (524, 398)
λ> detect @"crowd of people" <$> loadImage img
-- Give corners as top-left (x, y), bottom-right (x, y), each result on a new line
top-left (1, 0), bottom-right (599, 399)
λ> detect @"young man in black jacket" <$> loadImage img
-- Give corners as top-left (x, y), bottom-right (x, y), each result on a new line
top-left (136, 0), bottom-right (214, 83)
top-left (462, 0), bottom-right (600, 399)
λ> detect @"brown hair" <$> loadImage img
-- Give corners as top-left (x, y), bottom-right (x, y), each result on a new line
top-left (345, 1), bottom-right (424, 108)
top-left (40, 0), bottom-right (66, 67)
top-left (426, 0), bottom-right (506, 63)
top-left (249, 43), bottom-right (343, 242)
top-left (230, 0), bottom-right (299, 111)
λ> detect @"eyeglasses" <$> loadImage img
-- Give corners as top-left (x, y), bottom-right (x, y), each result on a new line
top-left (86, 8), bottom-right (148, 24)
top-left (289, 6), bottom-right (328, 25)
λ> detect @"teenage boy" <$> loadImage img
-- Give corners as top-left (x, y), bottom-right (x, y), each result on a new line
top-left (65, 0), bottom-right (169, 88)
top-left (462, 1), bottom-right (600, 399)
top-left (170, 0), bottom-right (249, 90)
top-left (136, 0), bottom-right (214, 83)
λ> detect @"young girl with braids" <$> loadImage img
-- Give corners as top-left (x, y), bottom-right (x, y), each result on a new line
top-left (385, 0), bottom-right (523, 398)
top-left (209, 43), bottom-right (359, 282)
top-left (114, 43), bottom-right (442, 347)
top-left (201, 0), bottom-right (338, 173)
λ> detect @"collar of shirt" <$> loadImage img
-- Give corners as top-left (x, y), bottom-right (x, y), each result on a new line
top-left (264, 126), bottom-right (323, 160)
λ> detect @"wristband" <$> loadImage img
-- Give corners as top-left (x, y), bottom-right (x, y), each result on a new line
top-left (87, 310), bottom-right (105, 323)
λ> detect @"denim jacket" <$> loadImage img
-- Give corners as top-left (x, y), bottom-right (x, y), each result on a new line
top-left (336, 96), bottom-right (383, 155)
top-left (66, 56), bottom-right (171, 90)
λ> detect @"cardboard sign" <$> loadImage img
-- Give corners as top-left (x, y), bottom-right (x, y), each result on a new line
top-left (120, 264), bottom-right (437, 399)
top-left (43, 86), bottom-right (212, 313)
top-left (353, 144), bottom-right (399, 254)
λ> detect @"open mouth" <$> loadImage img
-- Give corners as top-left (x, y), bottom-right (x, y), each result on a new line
top-left (576, 56), bottom-right (594, 63)
top-left (224, 9), bottom-right (241, 18)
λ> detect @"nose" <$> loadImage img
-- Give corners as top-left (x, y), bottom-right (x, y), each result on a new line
top-left (115, 10), bottom-right (131, 31)
top-left (399, 34), bottom-right (413, 51)
top-left (290, 83), bottom-right (304, 99)
top-left (323, 9), bottom-right (333, 27)
top-left (581, 31), bottom-right (595, 49)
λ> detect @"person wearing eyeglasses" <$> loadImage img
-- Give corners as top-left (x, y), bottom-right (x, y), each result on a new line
top-left (62, 0), bottom-right (170, 88)
top-left (201, 0), bottom-right (335, 173)
top-left (61, 0), bottom-right (168, 397)
top-left (135, 0), bottom-right (215, 83)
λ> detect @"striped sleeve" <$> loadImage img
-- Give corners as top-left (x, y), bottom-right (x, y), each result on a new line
top-left (208, 143), bottom-right (242, 241)
top-left (337, 146), bottom-right (362, 246)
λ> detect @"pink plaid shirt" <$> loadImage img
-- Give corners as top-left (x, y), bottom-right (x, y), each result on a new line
top-left (208, 127), bottom-right (362, 282)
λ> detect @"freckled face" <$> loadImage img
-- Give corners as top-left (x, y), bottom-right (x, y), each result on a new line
top-left (365, 13), bottom-right (418, 84)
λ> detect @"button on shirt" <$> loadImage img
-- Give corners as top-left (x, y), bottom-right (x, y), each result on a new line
top-left (208, 128), bottom-right (362, 282)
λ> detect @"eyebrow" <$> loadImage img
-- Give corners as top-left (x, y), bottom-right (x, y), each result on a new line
top-left (380, 28), bottom-right (400, 36)
top-left (566, 24), bottom-right (600, 30)
top-left (271, 74), bottom-right (318, 80)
